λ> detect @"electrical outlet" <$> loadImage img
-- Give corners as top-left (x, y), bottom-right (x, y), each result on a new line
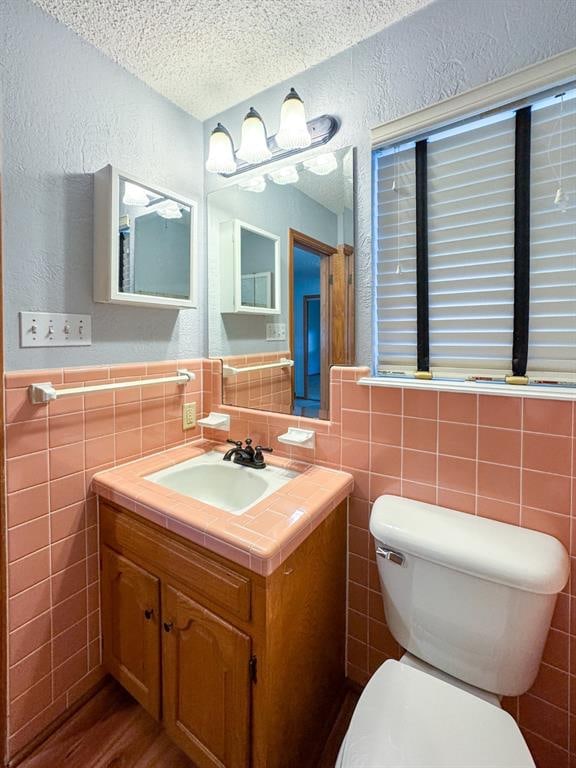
top-left (182, 402), bottom-right (196, 430)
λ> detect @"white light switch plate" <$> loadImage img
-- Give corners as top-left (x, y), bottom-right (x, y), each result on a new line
top-left (266, 323), bottom-right (286, 341)
top-left (20, 311), bottom-right (92, 347)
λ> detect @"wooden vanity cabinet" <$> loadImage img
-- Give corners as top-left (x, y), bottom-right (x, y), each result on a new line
top-left (162, 585), bottom-right (252, 768)
top-left (100, 547), bottom-right (161, 719)
top-left (99, 498), bottom-right (347, 768)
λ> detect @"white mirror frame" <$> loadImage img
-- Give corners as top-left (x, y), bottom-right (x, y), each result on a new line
top-left (94, 164), bottom-right (198, 309)
top-left (234, 220), bottom-right (281, 315)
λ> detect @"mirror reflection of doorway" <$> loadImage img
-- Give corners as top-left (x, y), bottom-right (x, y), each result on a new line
top-left (292, 242), bottom-right (325, 419)
top-left (289, 227), bottom-right (355, 419)
top-left (304, 295), bottom-right (321, 402)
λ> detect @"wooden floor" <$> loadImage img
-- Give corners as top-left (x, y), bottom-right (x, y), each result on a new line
top-left (18, 680), bottom-right (359, 768)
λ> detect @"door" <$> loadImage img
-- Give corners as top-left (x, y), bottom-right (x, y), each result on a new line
top-left (162, 584), bottom-right (251, 768)
top-left (101, 546), bottom-right (161, 718)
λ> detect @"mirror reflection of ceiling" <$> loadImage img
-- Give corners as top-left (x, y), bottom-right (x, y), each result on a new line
top-left (30, 0), bottom-right (434, 120)
top-left (295, 150), bottom-right (353, 214)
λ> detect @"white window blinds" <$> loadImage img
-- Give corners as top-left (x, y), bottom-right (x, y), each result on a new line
top-left (427, 113), bottom-right (516, 371)
top-left (374, 144), bottom-right (417, 369)
top-left (373, 85), bottom-right (576, 383)
top-left (528, 92), bottom-right (576, 377)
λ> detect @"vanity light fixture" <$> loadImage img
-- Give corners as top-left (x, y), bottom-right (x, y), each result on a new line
top-left (268, 166), bottom-right (299, 185)
top-left (122, 181), bottom-right (150, 206)
top-left (238, 175), bottom-right (267, 193)
top-left (303, 152), bottom-right (338, 176)
top-left (206, 123), bottom-right (237, 175)
top-left (237, 108), bottom-right (272, 164)
top-left (156, 200), bottom-right (182, 219)
top-left (205, 87), bottom-right (339, 177)
top-left (276, 88), bottom-right (312, 150)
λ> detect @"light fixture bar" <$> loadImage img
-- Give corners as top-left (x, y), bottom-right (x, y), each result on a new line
top-left (220, 114), bottom-right (339, 177)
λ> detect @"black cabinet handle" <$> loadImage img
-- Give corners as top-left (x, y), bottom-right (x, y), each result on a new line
top-left (163, 621), bottom-right (174, 633)
top-left (144, 608), bottom-right (153, 620)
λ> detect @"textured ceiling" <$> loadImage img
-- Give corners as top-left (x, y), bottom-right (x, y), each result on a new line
top-left (30, 0), bottom-right (434, 120)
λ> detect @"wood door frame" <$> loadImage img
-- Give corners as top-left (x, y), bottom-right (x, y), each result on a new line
top-left (288, 229), bottom-right (334, 418)
top-left (302, 294), bottom-right (320, 401)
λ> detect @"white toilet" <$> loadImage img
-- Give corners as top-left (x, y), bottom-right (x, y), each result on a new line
top-left (337, 495), bottom-right (570, 768)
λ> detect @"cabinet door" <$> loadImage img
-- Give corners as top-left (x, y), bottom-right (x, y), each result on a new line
top-left (162, 584), bottom-right (251, 768)
top-left (101, 546), bottom-right (161, 718)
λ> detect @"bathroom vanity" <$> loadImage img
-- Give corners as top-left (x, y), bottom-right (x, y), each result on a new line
top-left (94, 443), bottom-right (352, 768)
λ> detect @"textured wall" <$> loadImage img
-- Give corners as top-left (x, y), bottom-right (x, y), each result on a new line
top-left (204, 0), bottom-right (576, 369)
top-left (0, 0), bottom-right (205, 371)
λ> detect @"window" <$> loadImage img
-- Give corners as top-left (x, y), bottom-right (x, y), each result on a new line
top-left (373, 85), bottom-right (576, 385)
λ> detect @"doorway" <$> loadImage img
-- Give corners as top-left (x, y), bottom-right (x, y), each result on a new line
top-left (291, 241), bottom-right (323, 418)
top-left (303, 294), bottom-right (321, 402)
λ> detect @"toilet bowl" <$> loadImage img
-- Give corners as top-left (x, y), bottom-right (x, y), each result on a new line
top-left (337, 495), bottom-right (569, 768)
top-left (336, 658), bottom-right (534, 767)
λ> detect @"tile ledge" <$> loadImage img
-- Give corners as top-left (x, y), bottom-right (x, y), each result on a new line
top-left (357, 377), bottom-right (576, 401)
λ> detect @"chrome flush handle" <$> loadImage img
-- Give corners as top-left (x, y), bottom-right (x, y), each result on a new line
top-left (376, 546), bottom-right (405, 566)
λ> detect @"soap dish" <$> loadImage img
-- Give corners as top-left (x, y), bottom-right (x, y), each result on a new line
top-left (277, 427), bottom-right (315, 449)
top-left (197, 412), bottom-right (231, 431)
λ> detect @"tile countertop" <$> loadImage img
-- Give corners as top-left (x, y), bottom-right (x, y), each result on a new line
top-left (92, 440), bottom-right (354, 576)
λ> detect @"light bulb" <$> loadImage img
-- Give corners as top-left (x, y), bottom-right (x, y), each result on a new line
top-left (268, 166), bottom-right (299, 185)
top-left (554, 186), bottom-right (570, 213)
top-left (122, 181), bottom-right (150, 206)
top-left (276, 88), bottom-right (312, 150)
top-left (206, 123), bottom-right (237, 174)
top-left (237, 108), bottom-right (271, 164)
top-left (238, 176), bottom-right (267, 193)
top-left (303, 152), bottom-right (337, 176)
top-left (157, 200), bottom-right (182, 219)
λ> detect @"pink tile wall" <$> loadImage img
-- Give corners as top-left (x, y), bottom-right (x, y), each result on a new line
top-left (206, 362), bottom-right (576, 768)
top-left (3, 359), bottom-right (204, 758)
top-left (221, 351), bottom-right (292, 414)
top-left (4, 357), bottom-right (575, 767)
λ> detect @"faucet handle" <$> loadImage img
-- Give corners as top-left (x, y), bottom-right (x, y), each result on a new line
top-left (226, 439), bottom-right (243, 447)
top-left (255, 445), bottom-right (273, 453)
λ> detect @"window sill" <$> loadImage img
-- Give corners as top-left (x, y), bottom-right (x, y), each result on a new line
top-left (357, 376), bottom-right (576, 401)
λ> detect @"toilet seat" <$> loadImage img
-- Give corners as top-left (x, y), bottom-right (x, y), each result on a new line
top-left (337, 660), bottom-right (535, 768)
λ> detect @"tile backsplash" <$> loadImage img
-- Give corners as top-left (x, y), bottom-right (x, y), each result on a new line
top-left (4, 359), bottom-right (575, 767)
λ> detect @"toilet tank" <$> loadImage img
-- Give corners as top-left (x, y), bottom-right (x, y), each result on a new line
top-left (370, 496), bottom-right (569, 697)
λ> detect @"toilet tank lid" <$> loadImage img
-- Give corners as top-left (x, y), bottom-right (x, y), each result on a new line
top-left (370, 496), bottom-right (569, 595)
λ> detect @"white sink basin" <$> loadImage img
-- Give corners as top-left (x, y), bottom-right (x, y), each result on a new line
top-left (145, 450), bottom-right (298, 515)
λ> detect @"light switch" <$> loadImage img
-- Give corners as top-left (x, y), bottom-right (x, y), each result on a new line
top-left (266, 323), bottom-right (287, 341)
top-left (20, 312), bottom-right (92, 347)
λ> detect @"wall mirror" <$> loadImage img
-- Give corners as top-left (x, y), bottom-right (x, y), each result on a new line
top-left (208, 145), bottom-right (355, 420)
top-left (94, 165), bottom-right (197, 308)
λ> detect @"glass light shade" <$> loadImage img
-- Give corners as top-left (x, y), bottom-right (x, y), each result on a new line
top-left (122, 181), bottom-right (150, 206)
top-left (268, 166), bottom-right (299, 185)
top-left (276, 88), bottom-right (312, 150)
top-left (206, 123), bottom-right (237, 174)
top-left (238, 175), bottom-right (267, 193)
top-left (237, 108), bottom-right (272, 164)
top-left (157, 200), bottom-right (182, 219)
top-left (303, 152), bottom-right (338, 176)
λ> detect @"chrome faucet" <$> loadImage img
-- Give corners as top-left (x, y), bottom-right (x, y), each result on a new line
top-left (223, 438), bottom-right (272, 469)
